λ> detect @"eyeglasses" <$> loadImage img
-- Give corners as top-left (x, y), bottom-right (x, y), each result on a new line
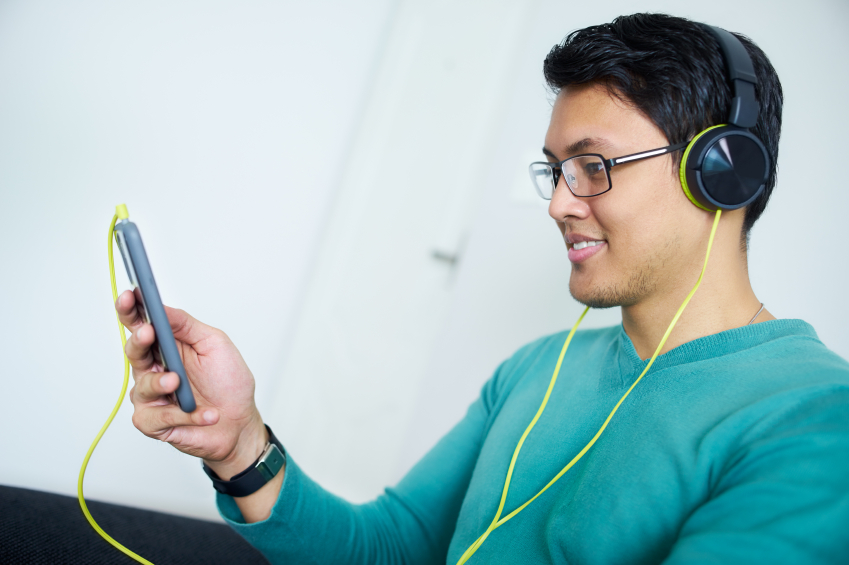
top-left (528, 141), bottom-right (689, 200)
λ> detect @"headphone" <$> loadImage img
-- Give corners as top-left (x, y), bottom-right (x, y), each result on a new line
top-left (679, 26), bottom-right (770, 212)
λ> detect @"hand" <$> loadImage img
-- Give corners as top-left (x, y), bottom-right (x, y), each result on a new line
top-left (116, 290), bottom-right (268, 479)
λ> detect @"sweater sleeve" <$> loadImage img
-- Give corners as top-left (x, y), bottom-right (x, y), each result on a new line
top-left (662, 386), bottom-right (849, 565)
top-left (215, 356), bottom-right (522, 565)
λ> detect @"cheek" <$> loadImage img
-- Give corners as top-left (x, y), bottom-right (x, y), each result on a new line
top-left (597, 171), bottom-right (689, 260)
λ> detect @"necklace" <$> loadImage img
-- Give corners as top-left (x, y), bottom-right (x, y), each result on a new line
top-left (748, 303), bottom-right (765, 325)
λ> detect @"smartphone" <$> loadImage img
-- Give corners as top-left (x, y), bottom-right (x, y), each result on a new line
top-left (114, 219), bottom-right (197, 413)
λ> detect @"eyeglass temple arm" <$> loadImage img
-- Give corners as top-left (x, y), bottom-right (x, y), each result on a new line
top-left (608, 141), bottom-right (690, 168)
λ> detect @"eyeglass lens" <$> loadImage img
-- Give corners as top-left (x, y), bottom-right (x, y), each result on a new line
top-left (528, 155), bottom-right (609, 200)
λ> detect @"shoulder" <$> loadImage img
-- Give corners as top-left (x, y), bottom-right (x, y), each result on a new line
top-left (689, 321), bottom-right (849, 480)
top-left (669, 319), bottom-right (849, 394)
top-left (724, 319), bottom-right (849, 388)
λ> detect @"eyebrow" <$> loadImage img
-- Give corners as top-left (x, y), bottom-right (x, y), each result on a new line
top-left (542, 137), bottom-right (613, 160)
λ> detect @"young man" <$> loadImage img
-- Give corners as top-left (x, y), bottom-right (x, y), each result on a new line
top-left (117, 13), bottom-right (849, 564)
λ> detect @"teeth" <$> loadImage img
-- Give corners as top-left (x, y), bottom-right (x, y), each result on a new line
top-left (573, 240), bottom-right (603, 250)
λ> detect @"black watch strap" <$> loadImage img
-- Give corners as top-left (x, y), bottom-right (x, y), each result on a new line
top-left (202, 424), bottom-right (286, 497)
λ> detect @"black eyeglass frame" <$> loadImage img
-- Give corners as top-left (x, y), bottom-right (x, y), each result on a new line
top-left (530, 141), bottom-right (690, 199)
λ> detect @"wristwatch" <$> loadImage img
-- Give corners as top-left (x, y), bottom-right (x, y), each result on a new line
top-left (202, 424), bottom-right (286, 497)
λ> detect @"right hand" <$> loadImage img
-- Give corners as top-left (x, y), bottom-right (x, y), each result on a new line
top-left (116, 290), bottom-right (268, 478)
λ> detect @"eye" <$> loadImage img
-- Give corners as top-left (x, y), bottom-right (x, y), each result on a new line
top-left (583, 162), bottom-right (605, 176)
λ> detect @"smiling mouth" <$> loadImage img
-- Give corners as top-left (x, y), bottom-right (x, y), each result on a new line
top-left (566, 238), bottom-right (607, 264)
top-left (570, 240), bottom-right (605, 250)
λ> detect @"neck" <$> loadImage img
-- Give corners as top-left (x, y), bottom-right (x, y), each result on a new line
top-left (621, 220), bottom-right (775, 360)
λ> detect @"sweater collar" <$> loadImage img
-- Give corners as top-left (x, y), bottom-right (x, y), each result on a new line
top-left (615, 319), bottom-right (819, 377)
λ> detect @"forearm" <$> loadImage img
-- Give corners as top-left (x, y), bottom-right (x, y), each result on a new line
top-left (212, 356), bottom-right (516, 564)
top-left (217, 453), bottom-right (444, 565)
top-left (215, 399), bottom-right (492, 565)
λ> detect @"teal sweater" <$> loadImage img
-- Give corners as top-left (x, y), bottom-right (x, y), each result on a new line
top-left (219, 320), bottom-right (849, 564)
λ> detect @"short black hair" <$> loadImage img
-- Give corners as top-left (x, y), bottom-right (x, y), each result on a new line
top-left (543, 13), bottom-right (783, 236)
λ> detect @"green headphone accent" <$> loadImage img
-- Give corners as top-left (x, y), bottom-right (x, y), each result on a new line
top-left (679, 124), bottom-right (726, 212)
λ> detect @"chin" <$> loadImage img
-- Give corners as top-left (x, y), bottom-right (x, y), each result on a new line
top-left (569, 286), bottom-right (625, 309)
top-left (568, 268), bottom-right (651, 309)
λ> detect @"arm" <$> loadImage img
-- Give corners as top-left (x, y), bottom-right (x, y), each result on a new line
top-left (117, 289), bottom-right (516, 563)
top-left (220, 394), bottom-right (492, 565)
top-left (663, 387), bottom-right (849, 564)
top-left (216, 344), bottom-right (534, 564)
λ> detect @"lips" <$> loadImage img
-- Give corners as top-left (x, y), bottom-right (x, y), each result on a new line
top-left (566, 235), bottom-right (606, 263)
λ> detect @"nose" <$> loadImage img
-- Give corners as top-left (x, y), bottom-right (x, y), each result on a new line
top-left (548, 176), bottom-right (591, 223)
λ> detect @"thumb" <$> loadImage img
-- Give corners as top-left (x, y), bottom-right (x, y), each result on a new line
top-left (163, 306), bottom-right (219, 346)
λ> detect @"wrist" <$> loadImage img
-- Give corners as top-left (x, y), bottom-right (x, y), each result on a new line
top-left (204, 417), bottom-right (268, 480)
top-left (203, 423), bottom-right (286, 499)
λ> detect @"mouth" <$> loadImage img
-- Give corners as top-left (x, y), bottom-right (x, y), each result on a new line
top-left (570, 240), bottom-right (605, 251)
top-left (566, 236), bottom-right (607, 263)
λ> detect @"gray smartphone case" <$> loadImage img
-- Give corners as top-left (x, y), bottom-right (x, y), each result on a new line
top-left (114, 220), bottom-right (197, 413)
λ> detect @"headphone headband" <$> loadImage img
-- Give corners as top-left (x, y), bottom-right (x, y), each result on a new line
top-left (678, 25), bottom-right (770, 211)
top-left (706, 26), bottom-right (760, 129)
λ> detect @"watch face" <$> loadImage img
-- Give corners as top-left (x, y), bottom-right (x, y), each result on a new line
top-left (257, 444), bottom-right (286, 482)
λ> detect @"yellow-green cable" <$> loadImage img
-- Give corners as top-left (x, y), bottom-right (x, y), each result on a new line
top-left (77, 206), bottom-right (153, 565)
top-left (457, 306), bottom-right (590, 562)
top-left (457, 209), bottom-right (723, 564)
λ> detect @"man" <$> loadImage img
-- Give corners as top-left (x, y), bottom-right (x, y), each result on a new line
top-left (117, 13), bottom-right (849, 564)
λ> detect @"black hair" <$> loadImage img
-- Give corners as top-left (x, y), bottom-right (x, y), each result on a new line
top-left (543, 13), bottom-right (783, 237)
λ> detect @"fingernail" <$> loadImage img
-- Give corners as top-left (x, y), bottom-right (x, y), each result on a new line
top-left (160, 375), bottom-right (170, 389)
top-left (203, 410), bottom-right (216, 424)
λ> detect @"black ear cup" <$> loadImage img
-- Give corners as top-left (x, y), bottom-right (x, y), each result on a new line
top-left (681, 126), bottom-right (769, 211)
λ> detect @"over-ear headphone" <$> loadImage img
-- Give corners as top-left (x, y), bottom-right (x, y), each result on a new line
top-left (679, 26), bottom-right (770, 211)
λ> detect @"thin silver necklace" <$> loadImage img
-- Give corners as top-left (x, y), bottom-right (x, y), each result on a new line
top-left (747, 303), bottom-right (765, 325)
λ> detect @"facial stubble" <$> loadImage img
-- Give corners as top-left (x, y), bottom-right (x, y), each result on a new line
top-left (567, 238), bottom-right (678, 309)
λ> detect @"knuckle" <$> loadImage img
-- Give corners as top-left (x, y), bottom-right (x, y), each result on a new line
top-left (126, 339), bottom-right (143, 361)
top-left (149, 373), bottom-right (161, 394)
top-left (131, 410), bottom-right (144, 432)
top-left (134, 372), bottom-right (154, 399)
top-left (213, 327), bottom-right (230, 343)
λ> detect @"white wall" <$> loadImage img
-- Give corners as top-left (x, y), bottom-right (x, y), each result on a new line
top-left (1, 0), bottom-right (847, 525)
top-left (0, 0), bottom-right (395, 519)
top-left (266, 0), bottom-right (538, 503)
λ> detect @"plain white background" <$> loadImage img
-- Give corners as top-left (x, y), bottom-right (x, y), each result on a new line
top-left (1, 0), bottom-right (847, 522)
